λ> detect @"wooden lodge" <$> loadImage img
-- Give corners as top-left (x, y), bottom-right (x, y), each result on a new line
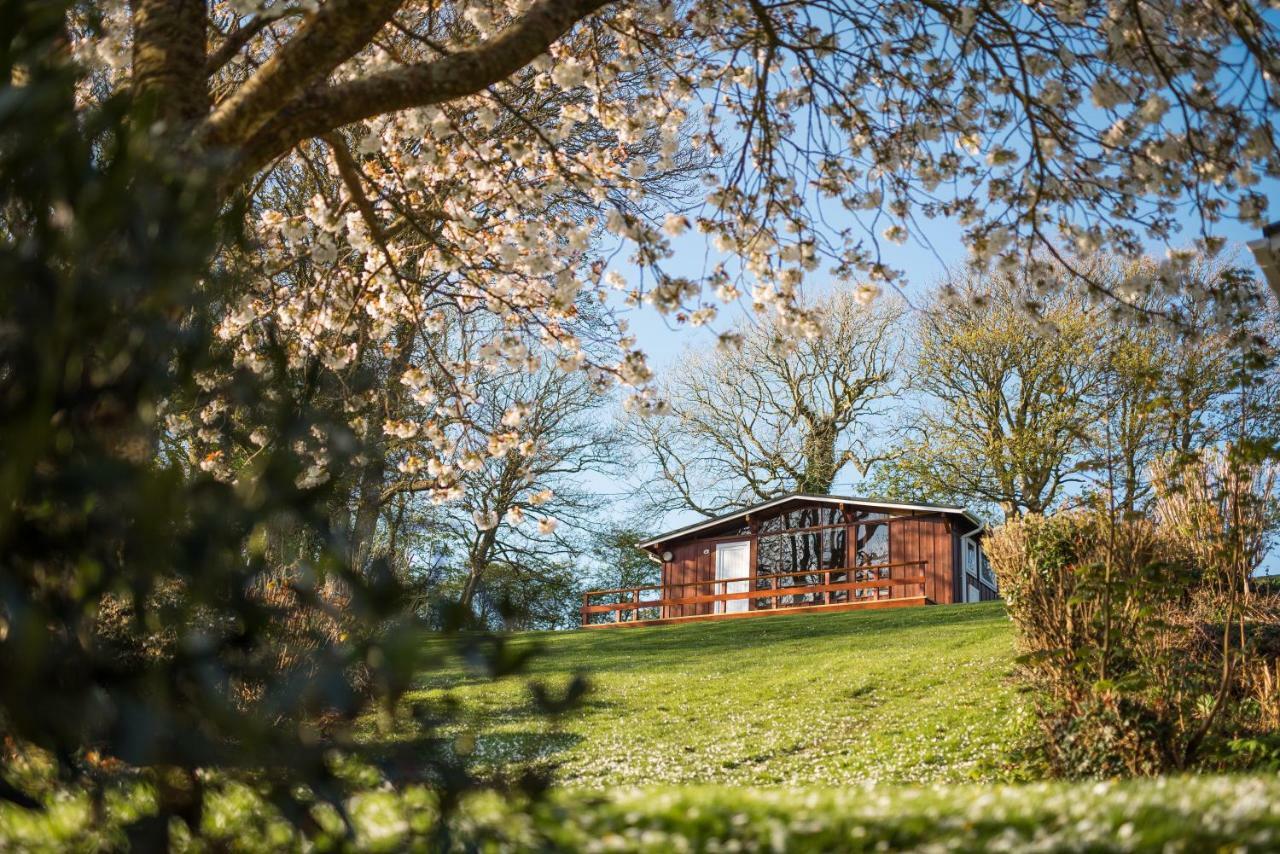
top-left (581, 493), bottom-right (997, 628)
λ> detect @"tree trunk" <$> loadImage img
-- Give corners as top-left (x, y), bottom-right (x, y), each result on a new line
top-left (349, 422), bottom-right (388, 572)
top-left (131, 0), bottom-right (209, 127)
top-left (348, 325), bottom-right (415, 571)
top-left (458, 566), bottom-right (483, 614)
top-left (458, 526), bottom-right (499, 616)
top-left (798, 419), bottom-right (839, 494)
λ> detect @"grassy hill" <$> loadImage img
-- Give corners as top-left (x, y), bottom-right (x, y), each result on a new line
top-left (405, 601), bottom-right (1027, 787)
top-left (13, 602), bottom-right (1280, 851)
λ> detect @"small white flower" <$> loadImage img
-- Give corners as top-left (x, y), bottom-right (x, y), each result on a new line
top-left (355, 130), bottom-right (381, 155)
top-left (320, 343), bottom-right (356, 371)
top-left (537, 517), bottom-right (558, 535)
top-left (853, 283), bottom-right (882, 306)
top-left (501, 403), bottom-right (530, 427)
top-left (551, 58), bottom-right (587, 89)
top-left (382, 419), bottom-right (419, 439)
top-left (400, 367), bottom-right (427, 389)
top-left (259, 209), bottom-right (286, 231)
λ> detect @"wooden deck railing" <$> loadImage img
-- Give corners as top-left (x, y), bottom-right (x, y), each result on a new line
top-left (581, 560), bottom-right (928, 627)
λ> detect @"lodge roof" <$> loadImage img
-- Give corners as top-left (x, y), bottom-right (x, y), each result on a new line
top-left (637, 492), bottom-right (985, 550)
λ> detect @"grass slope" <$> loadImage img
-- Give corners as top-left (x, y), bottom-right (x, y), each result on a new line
top-left (12, 603), bottom-right (1280, 851)
top-left (407, 600), bottom-right (1026, 786)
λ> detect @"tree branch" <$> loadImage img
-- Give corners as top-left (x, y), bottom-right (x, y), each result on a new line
top-left (231, 0), bottom-right (613, 182)
top-left (205, 10), bottom-right (306, 77)
top-left (200, 0), bottom-right (406, 151)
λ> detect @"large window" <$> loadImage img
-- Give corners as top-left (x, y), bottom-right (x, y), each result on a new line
top-left (850, 518), bottom-right (889, 599)
top-left (744, 504), bottom-right (902, 607)
top-left (756, 529), bottom-right (822, 576)
top-left (854, 518), bottom-right (889, 565)
top-left (754, 504), bottom-right (848, 607)
top-left (756, 504), bottom-right (844, 534)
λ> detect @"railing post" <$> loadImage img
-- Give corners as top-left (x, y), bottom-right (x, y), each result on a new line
top-left (581, 592), bottom-right (589, 627)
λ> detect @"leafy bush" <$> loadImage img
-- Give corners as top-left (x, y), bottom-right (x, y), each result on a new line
top-left (988, 492), bottom-right (1280, 777)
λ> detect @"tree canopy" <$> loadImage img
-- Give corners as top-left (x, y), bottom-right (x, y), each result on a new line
top-left (71, 0), bottom-right (1280, 518)
top-left (630, 291), bottom-right (904, 515)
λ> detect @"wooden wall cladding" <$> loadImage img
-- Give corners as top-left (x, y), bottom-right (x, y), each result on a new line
top-left (887, 514), bottom-right (956, 604)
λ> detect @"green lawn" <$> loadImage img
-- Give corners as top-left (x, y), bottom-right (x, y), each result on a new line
top-left (404, 601), bottom-right (1028, 786)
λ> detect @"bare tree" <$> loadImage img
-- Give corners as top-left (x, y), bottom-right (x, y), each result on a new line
top-left (631, 291), bottom-right (904, 516)
top-left (420, 356), bottom-right (622, 617)
top-left (884, 267), bottom-right (1104, 520)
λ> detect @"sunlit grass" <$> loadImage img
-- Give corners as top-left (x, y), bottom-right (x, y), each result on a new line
top-left (401, 601), bottom-right (1029, 786)
top-left (9, 773), bottom-right (1280, 852)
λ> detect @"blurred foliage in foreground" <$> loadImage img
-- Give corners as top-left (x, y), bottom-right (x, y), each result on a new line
top-left (0, 5), bottom-right (574, 847)
top-left (6, 774), bottom-right (1280, 852)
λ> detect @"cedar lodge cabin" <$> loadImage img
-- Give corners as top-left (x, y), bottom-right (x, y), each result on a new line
top-left (581, 493), bottom-right (997, 628)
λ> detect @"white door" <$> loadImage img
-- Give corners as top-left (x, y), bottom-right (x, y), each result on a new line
top-left (715, 541), bottom-right (751, 614)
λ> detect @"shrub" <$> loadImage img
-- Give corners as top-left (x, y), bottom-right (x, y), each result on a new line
top-left (988, 489), bottom-right (1280, 777)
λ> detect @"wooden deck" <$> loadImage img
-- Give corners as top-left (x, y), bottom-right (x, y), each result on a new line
top-left (581, 561), bottom-right (931, 628)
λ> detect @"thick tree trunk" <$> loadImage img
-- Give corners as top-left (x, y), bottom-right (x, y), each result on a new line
top-left (131, 0), bottom-right (209, 127)
top-left (798, 419), bottom-right (839, 494)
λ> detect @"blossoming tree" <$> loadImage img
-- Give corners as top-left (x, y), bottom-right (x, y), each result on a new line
top-left (82, 0), bottom-right (1280, 526)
